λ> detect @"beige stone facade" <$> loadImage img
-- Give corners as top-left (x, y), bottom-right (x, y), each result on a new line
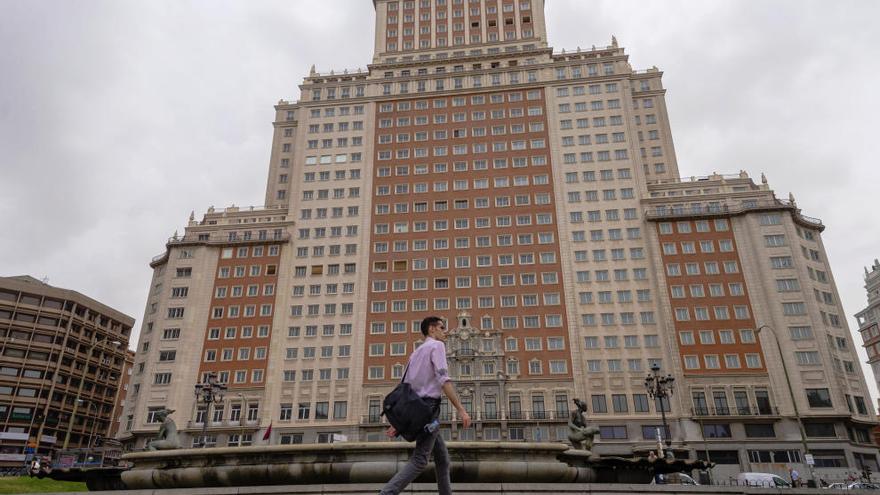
top-left (123, 0), bottom-right (877, 480)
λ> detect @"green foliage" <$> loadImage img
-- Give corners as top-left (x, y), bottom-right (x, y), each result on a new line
top-left (0, 476), bottom-right (87, 494)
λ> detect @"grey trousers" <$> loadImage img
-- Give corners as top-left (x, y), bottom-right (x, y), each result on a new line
top-left (379, 429), bottom-right (451, 495)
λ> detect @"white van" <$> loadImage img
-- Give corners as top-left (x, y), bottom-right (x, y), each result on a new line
top-left (736, 472), bottom-right (792, 488)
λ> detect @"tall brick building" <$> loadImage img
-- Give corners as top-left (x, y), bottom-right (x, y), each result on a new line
top-left (121, 0), bottom-right (878, 479)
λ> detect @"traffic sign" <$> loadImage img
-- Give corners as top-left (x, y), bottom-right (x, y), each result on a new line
top-left (805, 454), bottom-right (815, 466)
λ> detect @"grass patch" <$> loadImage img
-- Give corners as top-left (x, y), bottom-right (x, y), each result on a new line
top-left (0, 476), bottom-right (86, 494)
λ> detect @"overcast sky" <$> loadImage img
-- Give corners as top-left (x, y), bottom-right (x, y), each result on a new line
top-left (2, 0), bottom-right (879, 399)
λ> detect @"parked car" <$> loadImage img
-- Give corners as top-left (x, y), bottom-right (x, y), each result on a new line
top-left (825, 483), bottom-right (849, 490)
top-left (652, 473), bottom-right (699, 485)
top-left (736, 472), bottom-right (792, 488)
top-left (848, 482), bottom-right (880, 490)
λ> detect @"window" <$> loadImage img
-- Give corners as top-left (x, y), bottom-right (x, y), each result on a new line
top-left (703, 423), bottom-right (732, 438)
top-left (745, 423), bottom-right (776, 438)
top-left (804, 423), bottom-right (837, 438)
top-left (764, 234), bottom-right (786, 247)
top-left (795, 351), bottom-right (820, 365)
top-left (782, 302), bottom-right (806, 315)
top-left (642, 425), bottom-right (670, 441)
top-left (806, 389), bottom-right (832, 408)
top-left (153, 372), bottom-right (172, 385)
top-left (600, 426), bottom-right (627, 440)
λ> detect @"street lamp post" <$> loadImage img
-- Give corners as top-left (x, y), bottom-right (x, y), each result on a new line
top-left (756, 324), bottom-right (817, 487)
top-left (194, 372), bottom-right (226, 448)
top-left (79, 400), bottom-right (100, 459)
top-left (644, 362), bottom-right (675, 451)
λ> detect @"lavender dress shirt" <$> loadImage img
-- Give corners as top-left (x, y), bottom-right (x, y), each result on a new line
top-left (404, 337), bottom-right (450, 399)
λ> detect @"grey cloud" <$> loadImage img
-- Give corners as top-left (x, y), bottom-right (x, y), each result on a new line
top-left (2, 0), bottom-right (878, 398)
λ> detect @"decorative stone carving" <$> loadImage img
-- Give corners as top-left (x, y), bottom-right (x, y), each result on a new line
top-left (567, 398), bottom-right (599, 452)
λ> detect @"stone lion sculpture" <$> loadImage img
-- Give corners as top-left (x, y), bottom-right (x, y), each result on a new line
top-left (146, 408), bottom-right (181, 451)
top-left (568, 398), bottom-right (600, 452)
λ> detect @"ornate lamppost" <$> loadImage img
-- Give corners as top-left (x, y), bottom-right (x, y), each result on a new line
top-left (193, 372), bottom-right (226, 448)
top-left (644, 362), bottom-right (675, 450)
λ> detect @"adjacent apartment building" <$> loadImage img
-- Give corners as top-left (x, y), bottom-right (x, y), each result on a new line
top-left (120, 0), bottom-right (878, 479)
top-left (0, 276), bottom-right (133, 467)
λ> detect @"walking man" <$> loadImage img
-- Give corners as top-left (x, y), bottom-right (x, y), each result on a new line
top-left (380, 316), bottom-right (472, 495)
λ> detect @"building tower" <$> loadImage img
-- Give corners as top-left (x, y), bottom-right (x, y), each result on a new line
top-left (857, 260), bottom-right (880, 410)
top-left (122, 0), bottom-right (878, 479)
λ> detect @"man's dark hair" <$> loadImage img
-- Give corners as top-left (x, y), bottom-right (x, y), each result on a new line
top-left (420, 316), bottom-right (444, 336)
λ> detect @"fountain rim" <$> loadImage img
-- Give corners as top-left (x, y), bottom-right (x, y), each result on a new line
top-left (122, 440), bottom-right (574, 460)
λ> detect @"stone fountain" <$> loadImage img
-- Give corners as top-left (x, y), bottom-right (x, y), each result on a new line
top-left (119, 403), bottom-right (709, 490)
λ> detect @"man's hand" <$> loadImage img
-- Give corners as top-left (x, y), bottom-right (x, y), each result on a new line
top-left (385, 425), bottom-right (398, 438)
top-left (457, 408), bottom-right (471, 429)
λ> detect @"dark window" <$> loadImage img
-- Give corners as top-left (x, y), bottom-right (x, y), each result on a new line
top-left (755, 390), bottom-right (773, 414)
top-left (633, 394), bottom-right (649, 412)
top-left (508, 396), bottom-right (522, 419)
top-left (734, 391), bottom-right (751, 414)
top-left (744, 423), bottom-right (775, 438)
top-left (280, 433), bottom-right (303, 444)
top-left (811, 449), bottom-right (848, 468)
top-left (696, 450), bottom-right (740, 464)
top-left (315, 402), bottom-right (329, 420)
top-left (748, 450), bottom-right (772, 463)
top-left (591, 395), bottom-right (607, 413)
top-left (712, 391), bottom-right (730, 415)
top-left (848, 426), bottom-right (871, 443)
top-left (806, 388), bottom-right (832, 408)
top-left (642, 425), bottom-right (670, 440)
top-left (554, 394), bottom-right (569, 417)
top-left (368, 399), bottom-right (381, 422)
top-left (702, 423), bottom-right (732, 438)
top-left (599, 425), bottom-right (627, 439)
top-left (692, 391), bottom-right (708, 415)
top-left (804, 422), bottom-right (836, 438)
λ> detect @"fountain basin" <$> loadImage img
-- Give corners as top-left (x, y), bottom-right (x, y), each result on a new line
top-left (121, 441), bottom-right (596, 489)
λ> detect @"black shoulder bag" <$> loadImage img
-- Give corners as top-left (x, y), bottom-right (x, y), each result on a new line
top-left (381, 364), bottom-right (435, 441)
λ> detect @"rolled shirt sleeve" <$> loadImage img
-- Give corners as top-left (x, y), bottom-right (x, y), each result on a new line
top-left (431, 342), bottom-right (451, 386)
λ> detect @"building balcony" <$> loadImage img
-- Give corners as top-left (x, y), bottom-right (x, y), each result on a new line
top-left (167, 230), bottom-right (290, 247)
top-left (691, 405), bottom-right (778, 418)
top-left (644, 199), bottom-right (823, 230)
top-left (361, 410), bottom-right (569, 425)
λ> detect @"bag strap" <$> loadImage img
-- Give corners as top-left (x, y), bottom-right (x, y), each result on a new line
top-left (400, 356), bottom-right (411, 383)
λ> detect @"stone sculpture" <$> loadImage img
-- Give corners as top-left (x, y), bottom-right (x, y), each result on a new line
top-left (567, 398), bottom-right (600, 452)
top-left (146, 408), bottom-right (181, 451)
